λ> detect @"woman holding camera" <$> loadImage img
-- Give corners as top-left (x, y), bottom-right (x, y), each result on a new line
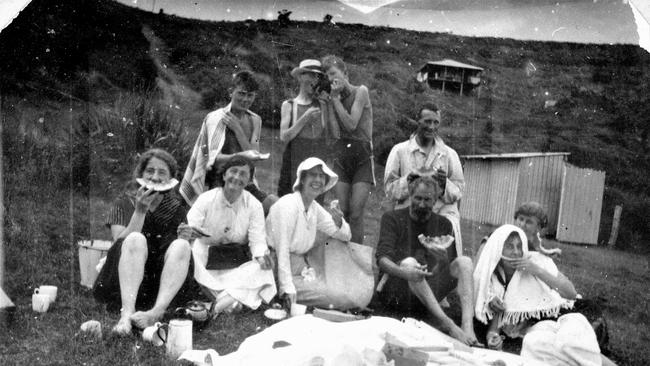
top-left (320, 55), bottom-right (374, 244)
top-left (277, 59), bottom-right (331, 198)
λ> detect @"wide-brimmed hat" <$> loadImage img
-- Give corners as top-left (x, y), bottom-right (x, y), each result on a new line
top-left (291, 59), bottom-right (323, 78)
top-left (292, 157), bottom-right (338, 192)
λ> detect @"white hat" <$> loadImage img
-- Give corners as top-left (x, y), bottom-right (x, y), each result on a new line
top-left (291, 59), bottom-right (323, 78)
top-left (292, 157), bottom-right (338, 192)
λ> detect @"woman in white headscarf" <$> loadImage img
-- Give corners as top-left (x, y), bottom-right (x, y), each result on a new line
top-left (473, 224), bottom-right (576, 348)
top-left (266, 157), bottom-right (373, 310)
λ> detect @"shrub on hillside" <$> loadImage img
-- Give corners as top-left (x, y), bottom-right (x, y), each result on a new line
top-left (79, 89), bottom-right (193, 190)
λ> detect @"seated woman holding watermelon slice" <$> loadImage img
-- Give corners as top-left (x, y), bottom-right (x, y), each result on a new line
top-left (94, 149), bottom-right (199, 335)
top-left (474, 225), bottom-right (617, 366)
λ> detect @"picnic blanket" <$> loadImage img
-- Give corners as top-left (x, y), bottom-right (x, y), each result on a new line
top-left (200, 315), bottom-right (549, 366)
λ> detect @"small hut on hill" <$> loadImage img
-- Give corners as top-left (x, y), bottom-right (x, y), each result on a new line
top-left (417, 59), bottom-right (483, 95)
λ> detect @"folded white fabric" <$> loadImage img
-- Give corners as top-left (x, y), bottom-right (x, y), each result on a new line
top-left (521, 313), bottom-right (602, 366)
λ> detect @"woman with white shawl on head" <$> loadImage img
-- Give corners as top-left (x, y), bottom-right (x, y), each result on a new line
top-left (473, 225), bottom-right (576, 346)
top-left (266, 157), bottom-right (374, 311)
top-left (473, 224), bottom-right (613, 366)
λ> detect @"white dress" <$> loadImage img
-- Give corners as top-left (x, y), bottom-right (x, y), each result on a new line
top-left (188, 188), bottom-right (276, 309)
top-left (267, 192), bottom-right (373, 310)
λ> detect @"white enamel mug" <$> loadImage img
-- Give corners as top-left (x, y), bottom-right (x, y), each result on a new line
top-left (32, 293), bottom-right (51, 313)
top-left (165, 319), bottom-right (192, 358)
top-left (35, 285), bottom-right (58, 302)
top-left (142, 322), bottom-right (167, 347)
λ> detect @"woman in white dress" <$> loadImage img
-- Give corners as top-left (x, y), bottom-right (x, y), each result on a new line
top-left (266, 157), bottom-right (374, 310)
top-left (180, 156), bottom-right (276, 315)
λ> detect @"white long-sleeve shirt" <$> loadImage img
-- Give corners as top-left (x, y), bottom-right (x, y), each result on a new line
top-left (266, 192), bottom-right (351, 295)
top-left (187, 188), bottom-right (268, 264)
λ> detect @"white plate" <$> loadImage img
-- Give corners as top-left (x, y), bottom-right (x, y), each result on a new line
top-left (264, 308), bottom-right (287, 321)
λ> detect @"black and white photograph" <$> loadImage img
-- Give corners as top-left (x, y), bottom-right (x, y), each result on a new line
top-left (0, 0), bottom-right (648, 364)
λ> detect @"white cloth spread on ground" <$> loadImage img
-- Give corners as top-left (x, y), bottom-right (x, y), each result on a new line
top-left (521, 313), bottom-right (602, 366)
top-left (474, 224), bottom-right (573, 329)
top-left (188, 188), bottom-right (276, 309)
top-left (206, 315), bottom-right (549, 366)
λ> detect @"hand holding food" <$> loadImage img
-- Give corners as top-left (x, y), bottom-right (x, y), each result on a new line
top-left (418, 234), bottom-right (455, 251)
top-left (239, 150), bottom-right (270, 161)
top-left (136, 177), bottom-right (179, 193)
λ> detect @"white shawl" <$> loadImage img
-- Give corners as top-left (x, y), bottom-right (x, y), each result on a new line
top-left (473, 224), bottom-right (574, 328)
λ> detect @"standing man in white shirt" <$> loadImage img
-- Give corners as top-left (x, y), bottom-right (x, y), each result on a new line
top-left (384, 102), bottom-right (465, 256)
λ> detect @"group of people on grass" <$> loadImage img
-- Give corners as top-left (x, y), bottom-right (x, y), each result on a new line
top-left (92, 56), bottom-right (614, 365)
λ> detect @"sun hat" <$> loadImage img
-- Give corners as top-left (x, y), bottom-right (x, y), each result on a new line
top-left (291, 59), bottom-right (323, 78)
top-left (292, 157), bottom-right (338, 192)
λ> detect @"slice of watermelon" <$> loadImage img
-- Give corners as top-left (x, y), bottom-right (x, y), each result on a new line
top-left (419, 234), bottom-right (454, 250)
top-left (136, 178), bottom-right (179, 192)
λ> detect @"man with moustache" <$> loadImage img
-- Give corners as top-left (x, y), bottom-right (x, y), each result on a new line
top-left (384, 102), bottom-right (465, 257)
top-left (375, 176), bottom-right (479, 346)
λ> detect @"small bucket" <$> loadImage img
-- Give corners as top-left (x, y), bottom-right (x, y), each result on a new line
top-left (78, 240), bottom-right (112, 288)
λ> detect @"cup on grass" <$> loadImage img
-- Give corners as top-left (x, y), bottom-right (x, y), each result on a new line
top-left (290, 303), bottom-right (307, 317)
top-left (32, 293), bottom-right (51, 313)
top-left (142, 322), bottom-right (166, 347)
top-left (35, 285), bottom-right (58, 303)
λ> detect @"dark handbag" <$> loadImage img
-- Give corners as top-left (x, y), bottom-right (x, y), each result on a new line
top-left (205, 244), bottom-right (250, 270)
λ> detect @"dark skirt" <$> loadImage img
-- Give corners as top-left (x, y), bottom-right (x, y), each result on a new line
top-left (93, 237), bottom-right (199, 312)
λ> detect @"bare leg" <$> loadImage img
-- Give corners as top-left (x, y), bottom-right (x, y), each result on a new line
top-left (131, 239), bottom-right (192, 329)
top-left (113, 232), bottom-right (148, 335)
top-left (334, 181), bottom-right (351, 220)
top-left (450, 256), bottom-right (479, 345)
top-left (400, 258), bottom-right (472, 345)
top-left (349, 182), bottom-right (371, 244)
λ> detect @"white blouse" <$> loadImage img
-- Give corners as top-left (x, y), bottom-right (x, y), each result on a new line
top-left (266, 192), bottom-right (351, 295)
top-left (187, 188), bottom-right (268, 265)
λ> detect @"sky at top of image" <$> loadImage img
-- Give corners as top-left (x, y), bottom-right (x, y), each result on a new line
top-left (117, 0), bottom-right (644, 46)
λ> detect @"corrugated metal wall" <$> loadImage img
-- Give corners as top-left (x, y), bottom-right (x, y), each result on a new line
top-left (460, 159), bottom-right (520, 226)
top-left (515, 155), bottom-right (567, 233)
top-left (556, 164), bottom-right (606, 245)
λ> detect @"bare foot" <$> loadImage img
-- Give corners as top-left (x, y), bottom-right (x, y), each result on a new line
top-left (461, 325), bottom-right (482, 347)
top-left (130, 308), bottom-right (165, 329)
top-left (112, 315), bottom-right (133, 336)
top-left (448, 323), bottom-right (479, 346)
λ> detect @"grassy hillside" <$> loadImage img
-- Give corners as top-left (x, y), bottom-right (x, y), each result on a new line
top-left (3, 0), bottom-right (647, 250)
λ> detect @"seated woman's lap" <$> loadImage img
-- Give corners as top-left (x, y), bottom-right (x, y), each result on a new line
top-left (93, 237), bottom-right (200, 311)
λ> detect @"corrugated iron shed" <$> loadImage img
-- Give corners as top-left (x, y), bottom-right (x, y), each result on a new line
top-left (460, 152), bottom-right (570, 234)
top-left (556, 164), bottom-right (606, 245)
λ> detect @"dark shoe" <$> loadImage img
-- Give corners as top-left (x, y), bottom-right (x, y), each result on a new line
top-left (592, 317), bottom-right (610, 356)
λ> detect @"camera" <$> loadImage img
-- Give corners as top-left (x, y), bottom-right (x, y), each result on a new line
top-left (313, 73), bottom-right (331, 94)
